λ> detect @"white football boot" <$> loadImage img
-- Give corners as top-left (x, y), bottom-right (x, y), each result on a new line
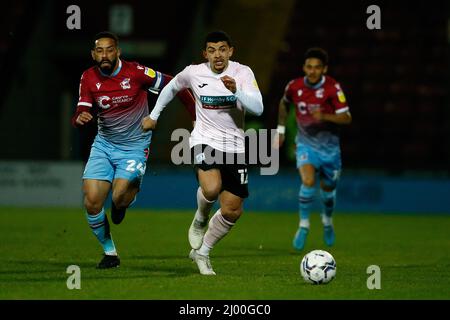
top-left (189, 249), bottom-right (216, 275)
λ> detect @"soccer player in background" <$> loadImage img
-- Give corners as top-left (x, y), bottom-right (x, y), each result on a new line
top-left (142, 31), bottom-right (263, 275)
top-left (71, 31), bottom-right (195, 268)
top-left (273, 48), bottom-right (352, 251)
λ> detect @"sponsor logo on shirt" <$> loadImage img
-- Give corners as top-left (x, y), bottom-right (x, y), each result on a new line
top-left (200, 95), bottom-right (237, 110)
top-left (96, 95), bottom-right (132, 109)
top-left (97, 96), bottom-right (111, 109)
top-left (96, 83), bottom-right (101, 90)
top-left (308, 104), bottom-right (321, 112)
top-left (111, 95), bottom-right (132, 105)
top-left (298, 102), bottom-right (321, 115)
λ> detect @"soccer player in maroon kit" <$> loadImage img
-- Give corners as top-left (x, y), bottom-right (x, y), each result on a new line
top-left (72, 32), bottom-right (195, 268)
top-left (274, 48), bottom-right (352, 251)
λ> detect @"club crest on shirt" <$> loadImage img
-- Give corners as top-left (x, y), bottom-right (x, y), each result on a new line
top-left (315, 88), bottom-right (324, 98)
top-left (120, 78), bottom-right (131, 90)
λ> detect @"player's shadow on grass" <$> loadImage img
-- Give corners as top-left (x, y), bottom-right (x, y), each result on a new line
top-left (0, 258), bottom-right (194, 282)
top-left (128, 254), bottom-right (188, 260)
top-left (129, 248), bottom-right (288, 261)
top-left (0, 274), bottom-right (154, 283)
top-left (0, 259), bottom-right (94, 274)
top-left (125, 255), bottom-right (198, 277)
top-left (214, 247), bottom-right (289, 259)
top-left (127, 264), bottom-right (195, 278)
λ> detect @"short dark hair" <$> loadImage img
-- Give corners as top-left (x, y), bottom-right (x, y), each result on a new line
top-left (93, 31), bottom-right (119, 47)
top-left (304, 47), bottom-right (329, 65)
top-left (204, 30), bottom-right (232, 48)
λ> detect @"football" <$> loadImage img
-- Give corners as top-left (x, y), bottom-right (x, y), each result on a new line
top-left (300, 250), bottom-right (336, 284)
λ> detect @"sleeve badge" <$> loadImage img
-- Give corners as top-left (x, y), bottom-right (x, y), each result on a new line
top-left (144, 67), bottom-right (156, 78)
top-left (337, 91), bottom-right (346, 103)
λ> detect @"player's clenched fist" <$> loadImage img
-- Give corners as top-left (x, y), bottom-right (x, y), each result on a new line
top-left (142, 116), bottom-right (157, 132)
top-left (220, 75), bottom-right (236, 93)
top-left (76, 111), bottom-right (93, 126)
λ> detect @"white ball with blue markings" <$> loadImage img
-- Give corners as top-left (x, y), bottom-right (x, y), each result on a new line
top-left (300, 250), bottom-right (336, 284)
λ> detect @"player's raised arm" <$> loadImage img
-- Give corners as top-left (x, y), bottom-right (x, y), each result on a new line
top-left (148, 71), bottom-right (196, 121)
top-left (222, 68), bottom-right (263, 116)
top-left (135, 64), bottom-right (195, 125)
top-left (142, 66), bottom-right (191, 132)
top-left (141, 78), bottom-right (180, 132)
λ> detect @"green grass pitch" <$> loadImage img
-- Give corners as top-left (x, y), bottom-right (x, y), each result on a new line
top-left (0, 207), bottom-right (449, 299)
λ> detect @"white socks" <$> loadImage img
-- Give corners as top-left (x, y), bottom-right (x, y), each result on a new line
top-left (199, 209), bottom-right (235, 256)
top-left (195, 187), bottom-right (216, 223)
top-left (299, 216), bottom-right (333, 228)
top-left (299, 219), bottom-right (310, 229)
top-left (321, 214), bottom-right (333, 227)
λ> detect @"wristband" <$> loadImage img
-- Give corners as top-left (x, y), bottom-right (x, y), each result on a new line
top-left (277, 125), bottom-right (286, 134)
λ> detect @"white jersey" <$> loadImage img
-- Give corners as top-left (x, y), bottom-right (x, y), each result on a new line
top-left (172, 61), bottom-right (261, 153)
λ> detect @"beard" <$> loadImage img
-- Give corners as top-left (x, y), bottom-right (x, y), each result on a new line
top-left (96, 58), bottom-right (117, 75)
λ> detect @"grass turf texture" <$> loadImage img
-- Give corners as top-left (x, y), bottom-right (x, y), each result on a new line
top-left (0, 208), bottom-right (449, 299)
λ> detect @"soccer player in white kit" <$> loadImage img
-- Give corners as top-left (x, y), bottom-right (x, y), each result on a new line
top-left (142, 31), bottom-right (263, 275)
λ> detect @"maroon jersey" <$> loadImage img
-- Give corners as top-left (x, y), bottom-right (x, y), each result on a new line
top-left (73, 59), bottom-right (195, 148)
top-left (283, 75), bottom-right (349, 151)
